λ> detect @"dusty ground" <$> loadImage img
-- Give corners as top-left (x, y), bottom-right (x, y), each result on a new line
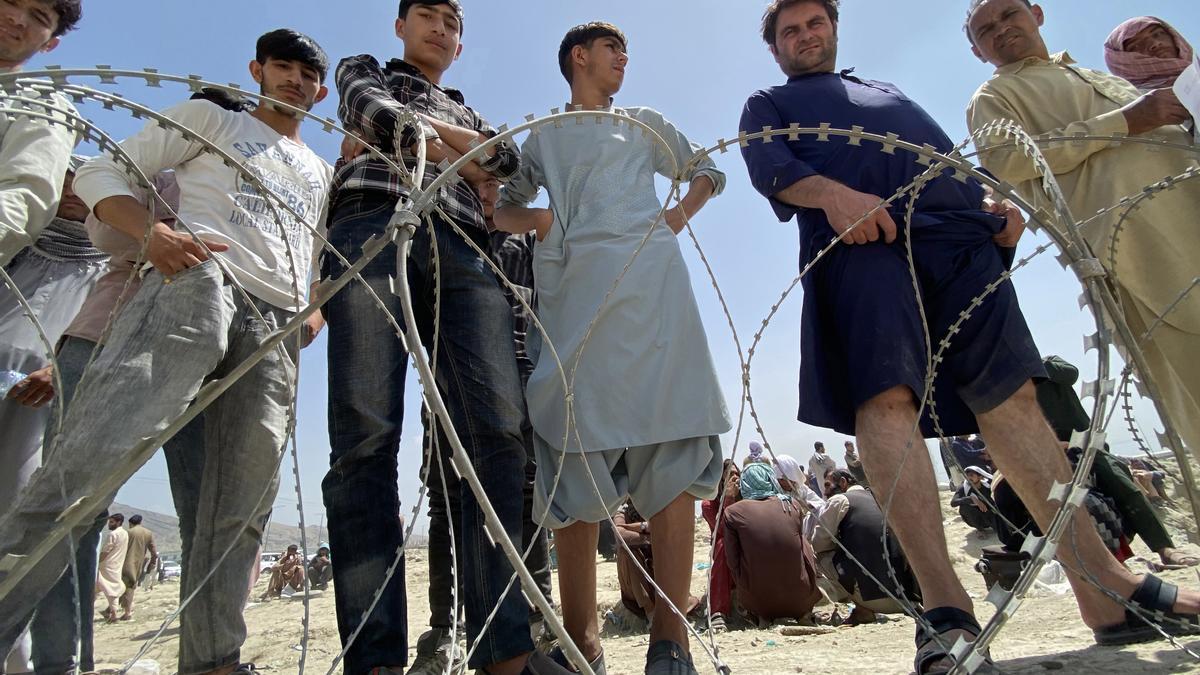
top-left (92, 493), bottom-right (1200, 675)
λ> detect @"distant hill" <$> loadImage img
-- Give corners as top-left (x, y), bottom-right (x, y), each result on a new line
top-left (108, 503), bottom-right (411, 558)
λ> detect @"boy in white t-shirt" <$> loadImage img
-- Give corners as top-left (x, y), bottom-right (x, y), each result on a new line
top-left (0, 29), bottom-right (332, 675)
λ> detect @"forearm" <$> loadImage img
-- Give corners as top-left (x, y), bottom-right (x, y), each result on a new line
top-left (774, 174), bottom-right (843, 211)
top-left (93, 195), bottom-right (168, 240)
top-left (424, 116), bottom-right (494, 162)
top-left (421, 138), bottom-right (489, 184)
top-left (493, 205), bottom-right (541, 235)
top-left (679, 175), bottom-right (715, 217)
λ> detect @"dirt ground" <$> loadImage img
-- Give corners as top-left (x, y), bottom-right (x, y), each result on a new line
top-left (91, 493), bottom-right (1200, 675)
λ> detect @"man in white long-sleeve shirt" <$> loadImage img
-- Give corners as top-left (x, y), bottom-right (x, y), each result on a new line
top-left (0, 29), bottom-right (332, 675)
top-left (0, 0), bottom-right (83, 267)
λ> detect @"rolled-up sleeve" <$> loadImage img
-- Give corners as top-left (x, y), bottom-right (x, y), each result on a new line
top-left (642, 108), bottom-right (727, 197)
top-left (0, 92), bottom-right (79, 266)
top-left (497, 137), bottom-right (543, 210)
top-left (739, 92), bottom-right (818, 223)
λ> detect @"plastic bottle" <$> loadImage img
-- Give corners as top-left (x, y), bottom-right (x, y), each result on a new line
top-left (0, 370), bottom-right (27, 399)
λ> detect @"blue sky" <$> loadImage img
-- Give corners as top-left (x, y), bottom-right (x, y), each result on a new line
top-left (32, 1), bottom-right (1200, 530)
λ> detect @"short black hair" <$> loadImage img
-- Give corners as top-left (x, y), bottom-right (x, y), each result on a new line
top-left (110, 513), bottom-right (125, 524)
top-left (828, 469), bottom-right (857, 485)
top-left (47, 0), bottom-right (82, 37)
top-left (814, 441), bottom-right (825, 449)
top-left (761, 0), bottom-right (840, 47)
top-left (190, 87), bottom-right (251, 112)
top-left (129, 514), bottom-right (143, 526)
top-left (558, 22), bottom-right (627, 85)
top-left (255, 29), bottom-right (329, 83)
top-left (399, 0), bottom-right (464, 35)
top-left (964, 0), bottom-right (1033, 43)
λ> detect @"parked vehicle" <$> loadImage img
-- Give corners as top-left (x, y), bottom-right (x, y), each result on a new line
top-left (160, 560), bottom-right (182, 581)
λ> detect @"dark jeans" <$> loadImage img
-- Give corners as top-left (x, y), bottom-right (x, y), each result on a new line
top-left (322, 193), bottom-right (532, 672)
top-left (27, 337), bottom-right (106, 674)
top-left (422, 410), bottom-right (553, 630)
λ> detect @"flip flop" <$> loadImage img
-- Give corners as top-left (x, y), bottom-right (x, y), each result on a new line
top-left (1094, 574), bottom-right (1200, 645)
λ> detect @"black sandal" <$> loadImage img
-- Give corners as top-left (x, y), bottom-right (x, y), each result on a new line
top-left (914, 607), bottom-right (983, 674)
top-left (1093, 574), bottom-right (1200, 645)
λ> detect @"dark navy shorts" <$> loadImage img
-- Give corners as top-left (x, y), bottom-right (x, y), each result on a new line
top-left (796, 219), bottom-right (1046, 437)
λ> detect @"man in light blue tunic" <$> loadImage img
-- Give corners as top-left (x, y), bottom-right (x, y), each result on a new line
top-left (495, 21), bottom-right (729, 675)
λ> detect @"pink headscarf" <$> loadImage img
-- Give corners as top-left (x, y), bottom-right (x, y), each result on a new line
top-left (1104, 16), bottom-right (1193, 90)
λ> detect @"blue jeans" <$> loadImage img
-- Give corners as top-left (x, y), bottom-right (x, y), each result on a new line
top-left (322, 193), bottom-right (532, 672)
top-left (421, 412), bottom-right (554, 631)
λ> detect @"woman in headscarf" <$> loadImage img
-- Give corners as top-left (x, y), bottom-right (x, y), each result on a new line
top-left (1105, 17), bottom-right (1194, 91)
top-left (721, 463), bottom-right (822, 624)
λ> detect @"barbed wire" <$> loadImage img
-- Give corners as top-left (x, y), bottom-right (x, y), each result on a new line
top-left (0, 67), bottom-right (1198, 675)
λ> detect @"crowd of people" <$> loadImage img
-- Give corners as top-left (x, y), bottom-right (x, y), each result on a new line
top-left (1, 0), bottom-right (1198, 674)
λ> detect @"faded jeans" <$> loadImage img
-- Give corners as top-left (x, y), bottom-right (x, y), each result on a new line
top-left (322, 193), bottom-right (532, 672)
top-left (0, 262), bottom-right (297, 675)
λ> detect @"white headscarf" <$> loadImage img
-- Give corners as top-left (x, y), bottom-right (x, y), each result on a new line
top-left (772, 454), bottom-right (805, 484)
top-left (964, 465), bottom-right (994, 488)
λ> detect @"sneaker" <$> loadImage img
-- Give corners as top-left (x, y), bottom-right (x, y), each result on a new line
top-left (529, 617), bottom-right (557, 654)
top-left (406, 628), bottom-right (464, 675)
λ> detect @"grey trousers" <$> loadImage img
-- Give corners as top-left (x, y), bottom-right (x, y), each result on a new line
top-left (0, 261), bottom-right (298, 675)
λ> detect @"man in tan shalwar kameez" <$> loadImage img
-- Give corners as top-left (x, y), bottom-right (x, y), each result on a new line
top-left (965, 0), bottom-right (1200, 460)
top-left (120, 514), bottom-right (157, 620)
top-left (95, 514), bottom-right (128, 623)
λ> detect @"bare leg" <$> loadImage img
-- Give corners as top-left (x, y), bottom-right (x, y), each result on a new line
top-left (856, 386), bottom-right (973, 616)
top-left (647, 493), bottom-right (695, 650)
top-left (976, 382), bottom-right (1200, 627)
top-left (1131, 471), bottom-right (1162, 501)
top-left (555, 521), bottom-right (602, 661)
top-left (119, 586), bottom-right (134, 619)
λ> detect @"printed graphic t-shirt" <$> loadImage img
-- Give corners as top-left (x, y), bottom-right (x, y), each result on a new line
top-left (74, 99), bottom-right (332, 311)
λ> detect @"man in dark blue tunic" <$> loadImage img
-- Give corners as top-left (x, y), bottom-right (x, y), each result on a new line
top-left (739, 1), bottom-right (1200, 672)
